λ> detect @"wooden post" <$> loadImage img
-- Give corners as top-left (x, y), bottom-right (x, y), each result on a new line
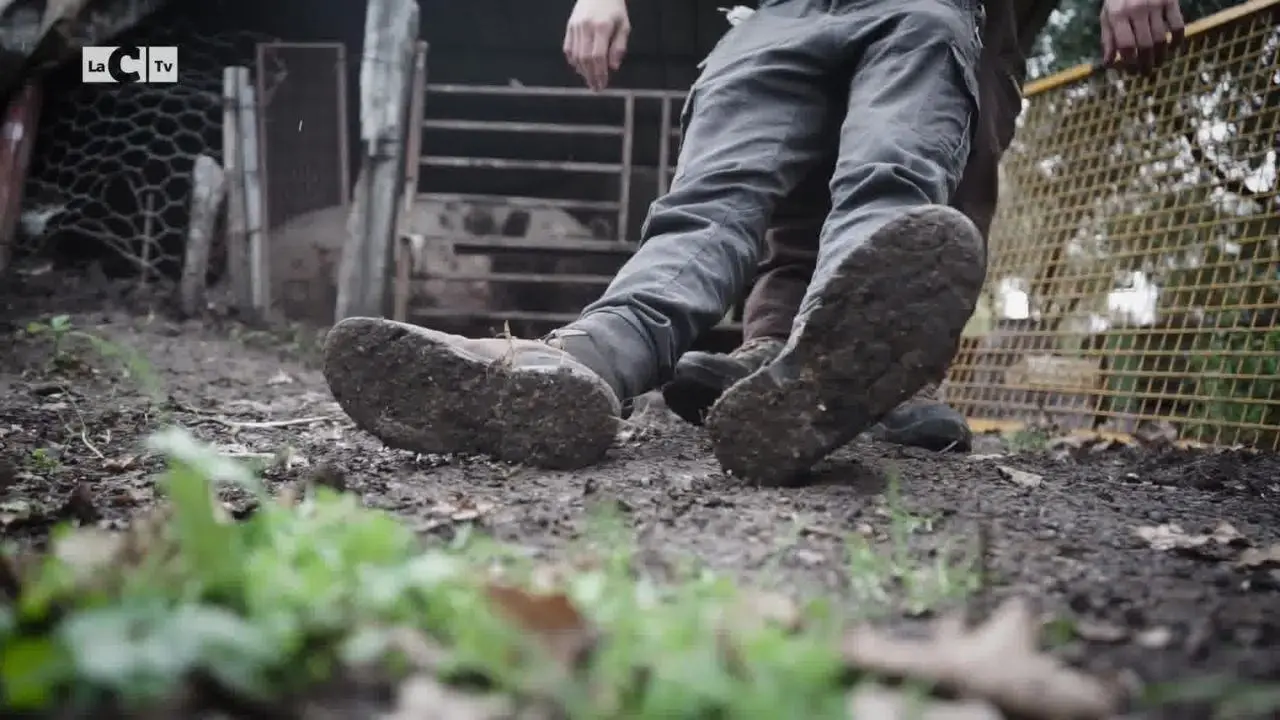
top-left (336, 0), bottom-right (420, 321)
top-left (236, 67), bottom-right (269, 314)
top-left (180, 155), bottom-right (227, 315)
top-left (393, 41), bottom-right (427, 322)
top-left (222, 66), bottom-right (251, 311)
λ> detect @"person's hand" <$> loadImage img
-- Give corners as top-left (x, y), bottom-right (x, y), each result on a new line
top-left (563, 0), bottom-right (630, 91)
top-left (1100, 0), bottom-right (1185, 74)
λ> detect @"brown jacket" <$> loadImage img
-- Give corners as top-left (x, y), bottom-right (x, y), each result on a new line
top-left (742, 0), bottom-right (1060, 341)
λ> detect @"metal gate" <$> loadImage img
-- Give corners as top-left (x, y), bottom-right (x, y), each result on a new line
top-left (388, 71), bottom-right (736, 339)
top-left (254, 41), bottom-right (350, 323)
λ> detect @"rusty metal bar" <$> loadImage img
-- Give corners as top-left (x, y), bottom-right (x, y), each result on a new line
top-left (618, 94), bottom-right (634, 242)
top-left (422, 156), bottom-right (622, 173)
top-left (422, 119), bottom-right (622, 135)
top-left (418, 192), bottom-right (619, 211)
top-left (0, 80), bottom-right (41, 274)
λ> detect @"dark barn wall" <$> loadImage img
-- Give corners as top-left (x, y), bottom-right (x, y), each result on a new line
top-left (421, 0), bottom-right (727, 89)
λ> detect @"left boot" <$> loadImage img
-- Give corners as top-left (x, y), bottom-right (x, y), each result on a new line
top-left (866, 382), bottom-right (972, 452)
top-left (323, 318), bottom-right (622, 469)
top-left (706, 206), bottom-right (985, 485)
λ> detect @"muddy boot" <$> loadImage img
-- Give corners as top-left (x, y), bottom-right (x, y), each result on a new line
top-left (706, 206), bottom-right (985, 485)
top-left (323, 318), bottom-right (622, 470)
top-left (867, 382), bottom-right (972, 452)
top-left (662, 337), bottom-right (786, 425)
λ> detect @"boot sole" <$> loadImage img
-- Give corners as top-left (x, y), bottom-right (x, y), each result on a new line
top-left (706, 207), bottom-right (985, 485)
top-left (323, 318), bottom-right (617, 469)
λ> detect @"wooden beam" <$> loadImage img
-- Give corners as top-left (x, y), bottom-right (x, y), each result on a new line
top-left (222, 66), bottom-right (251, 311)
top-left (336, 0), bottom-right (420, 321)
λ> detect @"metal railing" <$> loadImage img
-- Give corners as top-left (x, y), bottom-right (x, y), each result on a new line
top-left (255, 41), bottom-right (349, 322)
top-left (946, 0), bottom-right (1280, 448)
top-left (392, 81), bottom-right (697, 334)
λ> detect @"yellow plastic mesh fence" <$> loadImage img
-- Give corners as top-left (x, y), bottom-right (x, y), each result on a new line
top-left (946, 0), bottom-right (1280, 448)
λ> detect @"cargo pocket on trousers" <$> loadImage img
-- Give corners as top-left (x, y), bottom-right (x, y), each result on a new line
top-left (670, 85), bottom-right (699, 186)
top-left (946, 41), bottom-right (983, 192)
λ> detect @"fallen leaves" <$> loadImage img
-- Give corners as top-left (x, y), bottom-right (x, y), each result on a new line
top-left (843, 597), bottom-right (1122, 719)
top-left (383, 674), bottom-right (513, 720)
top-left (847, 684), bottom-right (1002, 720)
top-left (1134, 521), bottom-right (1247, 552)
top-left (1237, 544), bottom-right (1280, 569)
top-left (420, 497), bottom-right (497, 532)
top-left (996, 465), bottom-right (1043, 489)
top-left (485, 584), bottom-right (595, 668)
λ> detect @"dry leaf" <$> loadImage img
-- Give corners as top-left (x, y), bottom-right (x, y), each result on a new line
top-left (0, 499), bottom-right (36, 527)
top-left (843, 597), bottom-right (1121, 719)
top-left (452, 501), bottom-right (494, 522)
top-left (1073, 620), bottom-right (1128, 644)
top-left (725, 590), bottom-right (803, 634)
top-left (60, 482), bottom-right (99, 524)
top-left (276, 484), bottom-right (302, 507)
top-left (102, 455), bottom-right (136, 472)
top-left (1135, 522), bottom-right (1247, 552)
top-left (997, 465), bottom-right (1042, 489)
top-left (53, 528), bottom-right (126, 583)
top-left (485, 584), bottom-right (594, 667)
top-left (1134, 421), bottom-right (1178, 446)
top-left (266, 370), bottom-right (295, 386)
top-left (1135, 626), bottom-right (1173, 649)
top-left (847, 684), bottom-right (1001, 719)
top-left (382, 674), bottom-right (512, 720)
top-left (1238, 544), bottom-right (1280, 569)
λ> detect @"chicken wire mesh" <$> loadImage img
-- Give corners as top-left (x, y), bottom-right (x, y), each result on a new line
top-left (18, 19), bottom-right (284, 277)
top-left (947, 0), bottom-right (1280, 449)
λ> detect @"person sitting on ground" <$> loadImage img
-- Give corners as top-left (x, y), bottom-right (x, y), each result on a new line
top-left (322, 0), bottom-right (1185, 486)
top-left (660, 1), bottom-right (1063, 454)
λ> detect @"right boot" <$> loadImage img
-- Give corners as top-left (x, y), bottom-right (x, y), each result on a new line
top-left (706, 205), bottom-right (986, 485)
top-left (662, 337), bottom-right (786, 425)
top-left (322, 318), bottom-right (622, 470)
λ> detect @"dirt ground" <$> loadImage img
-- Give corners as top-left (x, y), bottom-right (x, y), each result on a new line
top-left (2, 272), bottom-right (1278, 717)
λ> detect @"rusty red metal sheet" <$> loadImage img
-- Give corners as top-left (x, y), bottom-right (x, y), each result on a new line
top-left (0, 79), bottom-right (42, 274)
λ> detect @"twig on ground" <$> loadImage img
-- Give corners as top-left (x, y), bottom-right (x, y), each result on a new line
top-left (206, 416), bottom-right (332, 430)
top-left (58, 388), bottom-right (106, 460)
top-left (78, 429), bottom-right (105, 460)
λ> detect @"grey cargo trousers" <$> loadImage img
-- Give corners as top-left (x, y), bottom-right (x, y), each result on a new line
top-left (560, 0), bottom-right (985, 400)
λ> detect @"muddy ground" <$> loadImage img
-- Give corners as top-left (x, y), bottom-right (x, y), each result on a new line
top-left (2, 272), bottom-right (1278, 717)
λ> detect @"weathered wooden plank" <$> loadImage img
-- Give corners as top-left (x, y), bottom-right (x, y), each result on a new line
top-left (222, 66), bottom-right (251, 311)
top-left (180, 154), bottom-right (226, 315)
top-left (336, 0), bottom-right (419, 321)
